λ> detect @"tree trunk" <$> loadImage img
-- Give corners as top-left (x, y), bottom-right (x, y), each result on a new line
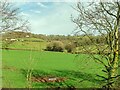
top-left (109, 7), bottom-right (120, 88)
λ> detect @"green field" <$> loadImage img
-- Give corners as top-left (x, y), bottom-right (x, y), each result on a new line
top-left (2, 38), bottom-right (47, 51)
top-left (2, 50), bottom-right (106, 88)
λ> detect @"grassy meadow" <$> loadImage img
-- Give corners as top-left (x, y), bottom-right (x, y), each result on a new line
top-left (2, 38), bottom-right (47, 51)
top-left (2, 49), bottom-right (106, 88)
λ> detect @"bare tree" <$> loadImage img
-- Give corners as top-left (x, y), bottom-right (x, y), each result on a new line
top-left (72, 1), bottom-right (120, 88)
top-left (0, 1), bottom-right (30, 49)
top-left (0, 1), bottom-right (29, 33)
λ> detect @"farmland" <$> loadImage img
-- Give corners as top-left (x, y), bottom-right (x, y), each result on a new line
top-left (2, 50), bottom-right (105, 88)
top-left (1, 1), bottom-right (120, 89)
top-left (1, 31), bottom-right (117, 88)
top-left (2, 31), bottom-right (120, 88)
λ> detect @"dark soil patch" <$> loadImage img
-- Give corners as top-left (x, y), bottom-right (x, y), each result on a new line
top-left (31, 76), bottom-right (66, 83)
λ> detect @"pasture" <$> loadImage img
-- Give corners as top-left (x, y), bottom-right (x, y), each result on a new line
top-left (2, 50), bottom-right (106, 88)
top-left (2, 38), bottom-right (47, 51)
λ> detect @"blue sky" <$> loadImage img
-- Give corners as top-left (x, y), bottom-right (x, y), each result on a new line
top-left (13, 2), bottom-right (78, 35)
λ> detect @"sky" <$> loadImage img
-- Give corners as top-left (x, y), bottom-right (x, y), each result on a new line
top-left (12, 2), bottom-right (78, 35)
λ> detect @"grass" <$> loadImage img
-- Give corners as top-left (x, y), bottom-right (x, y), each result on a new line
top-left (9, 41), bottom-right (47, 50)
top-left (2, 37), bottom-right (47, 51)
top-left (2, 50), bottom-right (106, 88)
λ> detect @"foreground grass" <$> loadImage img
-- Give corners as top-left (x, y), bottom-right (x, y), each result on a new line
top-left (2, 50), bottom-right (106, 88)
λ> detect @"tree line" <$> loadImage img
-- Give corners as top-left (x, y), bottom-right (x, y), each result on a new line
top-left (2, 31), bottom-right (120, 54)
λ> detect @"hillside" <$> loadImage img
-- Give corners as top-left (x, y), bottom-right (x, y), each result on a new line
top-left (2, 31), bottom-right (120, 54)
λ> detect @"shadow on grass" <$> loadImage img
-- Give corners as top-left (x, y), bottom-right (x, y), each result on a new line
top-left (21, 69), bottom-right (51, 78)
top-left (21, 69), bottom-right (75, 88)
top-left (20, 69), bottom-right (103, 88)
top-left (54, 70), bottom-right (103, 84)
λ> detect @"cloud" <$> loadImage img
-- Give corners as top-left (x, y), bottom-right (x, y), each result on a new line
top-left (34, 11), bottom-right (41, 14)
top-left (20, 12), bottom-right (30, 17)
top-left (12, 2), bottom-right (28, 7)
top-left (37, 2), bottom-right (47, 8)
top-left (29, 3), bottom-right (78, 35)
top-left (30, 10), bottom-right (41, 14)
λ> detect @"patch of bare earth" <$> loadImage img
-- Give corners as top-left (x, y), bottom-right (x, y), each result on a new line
top-left (31, 76), bottom-right (66, 83)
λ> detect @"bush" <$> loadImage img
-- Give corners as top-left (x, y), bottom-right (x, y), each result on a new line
top-left (46, 41), bottom-right (64, 52)
top-left (65, 43), bottom-right (75, 53)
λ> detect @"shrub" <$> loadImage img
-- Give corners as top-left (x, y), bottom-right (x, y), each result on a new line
top-left (65, 43), bottom-right (75, 53)
top-left (46, 41), bottom-right (64, 52)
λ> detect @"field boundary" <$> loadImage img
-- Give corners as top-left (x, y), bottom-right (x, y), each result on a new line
top-left (1, 48), bottom-right (41, 51)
